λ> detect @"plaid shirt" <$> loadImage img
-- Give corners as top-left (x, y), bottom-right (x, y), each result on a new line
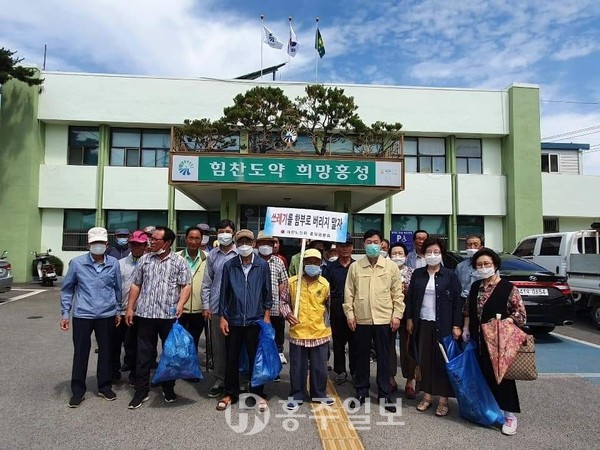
top-left (265, 255), bottom-right (288, 316)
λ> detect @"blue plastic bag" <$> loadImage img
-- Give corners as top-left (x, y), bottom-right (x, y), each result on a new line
top-left (441, 335), bottom-right (505, 427)
top-left (152, 321), bottom-right (203, 384)
top-left (250, 320), bottom-right (282, 387)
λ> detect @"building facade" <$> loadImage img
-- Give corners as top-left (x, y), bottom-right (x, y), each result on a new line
top-left (1, 71), bottom-right (599, 282)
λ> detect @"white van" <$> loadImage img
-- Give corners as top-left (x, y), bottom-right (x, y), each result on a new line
top-left (513, 227), bottom-right (600, 328)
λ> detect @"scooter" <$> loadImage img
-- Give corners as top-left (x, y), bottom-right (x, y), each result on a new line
top-left (33, 249), bottom-right (58, 286)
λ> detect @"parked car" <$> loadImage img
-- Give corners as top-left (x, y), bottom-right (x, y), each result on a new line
top-left (513, 226), bottom-right (600, 329)
top-left (0, 251), bottom-right (13, 294)
top-left (445, 251), bottom-right (575, 333)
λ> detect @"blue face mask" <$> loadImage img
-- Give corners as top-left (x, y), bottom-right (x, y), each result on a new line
top-left (365, 243), bottom-right (381, 258)
top-left (304, 264), bottom-right (321, 277)
top-left (116, 237), bottom-right (129, 246)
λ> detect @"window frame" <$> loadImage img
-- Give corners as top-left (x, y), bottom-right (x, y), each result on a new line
top-left (62, 209), bottom-right (97, 251)
top-left (541, 153), bottom-right (560, 173)
top-left (403, 137), bottom-right (446, 173)
top-left (67, 126), bottom-right (100, 166)
top-left (456, 138), bottom-right (483, 174)
top-left (109, 128), bottom-right (171, 167)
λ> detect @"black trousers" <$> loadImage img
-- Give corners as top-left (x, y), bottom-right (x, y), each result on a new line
top-left (71, 317), bottom-right (114, 398)
top-left (330, 297), bottom-right (357, 375)
top-left (110, 319), bottom-right (133, 377)
top-left (135, 317), bottom-right (175, 393)
top-left (271, 315), bottom-right (285, 353)
top-left (289, 342), bottom-right (329, 401)
top-left (354, 324), bottom-right (392, 398)
top-left (178, 313), bottom-right (205, 351)
top-left (224, 325), bottom-right (265, 399)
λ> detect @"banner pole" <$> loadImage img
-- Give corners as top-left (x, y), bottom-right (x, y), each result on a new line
top-left (294, 238), bottom-right (306, 318)
top-left (260, 15), bottom-right (264, 79)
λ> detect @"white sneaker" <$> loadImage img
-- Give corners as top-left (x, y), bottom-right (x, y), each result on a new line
top-left (501, 416), bottom-right (518, 436)
top-left (279, 353), bottom-right (288, 364)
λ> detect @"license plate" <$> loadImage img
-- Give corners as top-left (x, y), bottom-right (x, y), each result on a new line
top-left (518, 288), bottom-right (548, 296)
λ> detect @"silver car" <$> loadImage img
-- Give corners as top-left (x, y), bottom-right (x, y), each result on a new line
top-left (0, 251), bottom-right (13, 294)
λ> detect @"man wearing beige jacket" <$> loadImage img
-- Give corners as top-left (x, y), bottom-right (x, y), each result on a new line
top-left (344, 229), bottom-right (404, 413)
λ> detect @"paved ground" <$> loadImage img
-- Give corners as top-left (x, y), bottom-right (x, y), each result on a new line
top-left (0, 284), bottom-right (599, 449)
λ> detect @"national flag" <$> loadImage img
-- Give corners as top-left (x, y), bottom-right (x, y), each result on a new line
top-left (263, 26), bottom-right (284, 49)
top-left (315, 28), bottom-right (325, 58)
top-left (288, 22), bottom-right (298, 57)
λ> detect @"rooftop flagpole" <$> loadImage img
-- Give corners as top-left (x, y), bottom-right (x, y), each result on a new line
top-left (288, 16), bottom-right (292, 80)
top-left (315, 17), bottom-right (319, 83)
top-left (260, 15), bottom-right (264, 80)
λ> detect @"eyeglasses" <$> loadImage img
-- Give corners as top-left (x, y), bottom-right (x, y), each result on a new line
top-left (425, 251), bottom-right (441, 256)
top-left (150, 238), bottom-right (165, 243)
top-left (475, 261), bottom-right (494, 268)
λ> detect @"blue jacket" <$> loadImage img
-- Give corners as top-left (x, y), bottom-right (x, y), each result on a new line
top-left (405, 266), bottom-right (462, 360)
top-left (219, 255), bottom-right (272, 326)
top-left (61, 253), bottom-right (122, 320)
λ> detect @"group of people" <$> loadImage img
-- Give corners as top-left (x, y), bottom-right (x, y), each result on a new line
top-left (60, 223), bottom-right (526, 436)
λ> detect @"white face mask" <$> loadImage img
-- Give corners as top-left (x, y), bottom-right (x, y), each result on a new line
top-left (477, 267), bottom-right (496, 279)
top-left (90, 243), bottom-right (107, 255)
top-left (258, 245), bottom-right (273, 256)
top-left (466, 248), bottom-right (479, 258)
top-left (380, 251), bottom-right (388, 258)
top-left (217, 232), bottom-right (233, 246)
top-left (425, 254), bottom-right (442, 266)
top-left (392, 256), bottom-right (406, 267)
top-left (238, 245), bottom-right (253, 257)
top-left (328, 256), bottom-right (338, 262)
top-left (201, 235), bottom-right (210, 245)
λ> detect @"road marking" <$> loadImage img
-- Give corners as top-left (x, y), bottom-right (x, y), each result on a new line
top-left (550, 332), bottom-right (600, 350)
top-left (311, 379), bottom-right (365, 450)
top-left (539, 373), bottom-right (600, 378)
top-left (0, 289), bottom-right (46, 305)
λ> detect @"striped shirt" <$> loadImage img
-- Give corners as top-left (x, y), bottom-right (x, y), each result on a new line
top-left (265, 255), bottom-right (288, 317)
top-left (132, 251), bottom-right (191, 319)
top-left (201, 245), bottom-right (238, 314)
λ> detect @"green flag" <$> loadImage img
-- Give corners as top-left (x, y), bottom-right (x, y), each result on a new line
top-left (315, 28), bottom-right (325, 58)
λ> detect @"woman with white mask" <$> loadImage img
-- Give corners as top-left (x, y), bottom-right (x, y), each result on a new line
top-left (462, 248), bottom-right (526, 436)
top-left (389, 242), bottom-right (415, 398)
top-left (405, 238), bottom-right (462, 417)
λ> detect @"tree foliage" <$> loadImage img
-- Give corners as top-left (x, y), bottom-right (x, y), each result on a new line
top-left (357, 121), bottom-right (404, 157)
top-left (221, 86), bottom-right (297, 153)
top-left (0, 48), bottom-right (43, 86)
top-left (174, 118), bottom-right (237, 151)
top-left (295, 85), bottom-right (366, 155)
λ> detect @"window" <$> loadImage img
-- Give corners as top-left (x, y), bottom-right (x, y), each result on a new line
top-left (541, 153), bottom-right (559, 173)
top-left (67, 127), bottom-right (99, 165)
top-left (106, 210), bottom-right (168, 235)
top-left (456, 139), bottom-right (482, 174)
top-left (543, 218), bottom-right (559, 233)
top-left (176, 211), bottom-right (220, 248)
top-left (110, 129), bottom-right (170, 167)
top-left (540, 237), bottom-right (562, 256)
top-left (457, 216), bottom-right (484, 249)
top-left (352, 214), bottom-right (384, 252)
top-left (513, 238), bottom-right (536, 257)
top-left (577, 236), bottom-right (599, 254)
top-left (63, 209), bottom-right (96, 250)
top-left (404, 137), bottom-right (446, 173)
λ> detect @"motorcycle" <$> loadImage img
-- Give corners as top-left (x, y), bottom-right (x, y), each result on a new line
top-left (33, 249), bottom-right (58, 286)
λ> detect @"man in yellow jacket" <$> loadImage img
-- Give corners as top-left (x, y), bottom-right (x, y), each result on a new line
top-left (281, 248), bottom-right (333, 412)
top-left (176, 226), bottom-right (207, 361)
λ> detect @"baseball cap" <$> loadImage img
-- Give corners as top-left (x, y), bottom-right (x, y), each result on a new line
top-left (115, 228), bottom-right (130, 236)
top-left (304, 248), bottom-right (322, 260)
top-left (235, 229), bottom-right (254, 242)
top-left (130, 230), bottom-right (148, 244)
top-left (256, 230), bottom-right (274, 242)
top-left (88, 227), bottom-right (108, 243)
top-left (197, 223), bottom-right (211, 233)
top-left (338, 232), bottom-right (353, 245)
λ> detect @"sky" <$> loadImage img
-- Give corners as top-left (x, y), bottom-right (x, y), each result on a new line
top-left (2, 0), bottom-right (600, 174)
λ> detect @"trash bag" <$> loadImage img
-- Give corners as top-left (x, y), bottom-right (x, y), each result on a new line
top-left (440, 335), bottom-right (504, 427)
top-left (152, 321), bottom-right (203, 384)
top-left (250, 320), bottom-right (282, 387)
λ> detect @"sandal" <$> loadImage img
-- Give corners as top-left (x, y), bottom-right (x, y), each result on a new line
top-left (216, 396), bottom-right (233, 411)
top-left (435, 402), bottom-right (449, 417)
top-left (416, 398), bottom-right (432, 412)
top-left (257, 399), bottom-right (268, 413)
top-left (405, 383), bottom-right (416, 400)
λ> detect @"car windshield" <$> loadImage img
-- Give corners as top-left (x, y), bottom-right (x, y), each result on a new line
top-left (500, 256), bottom-right (553, 274)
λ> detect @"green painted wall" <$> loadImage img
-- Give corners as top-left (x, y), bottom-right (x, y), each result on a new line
top-left (0, 75), bottom-right (43, 282)
top-left (503, 85), bottom-right (543, 250)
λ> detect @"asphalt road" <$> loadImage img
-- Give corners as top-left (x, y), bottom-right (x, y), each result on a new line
top-left (0, 285), bottom-right (599, 450)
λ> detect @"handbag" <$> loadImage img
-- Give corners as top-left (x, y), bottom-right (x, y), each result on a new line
top-left (504, 335), bottom-right (537, 381)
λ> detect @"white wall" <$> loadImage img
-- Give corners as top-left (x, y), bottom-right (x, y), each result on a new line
top-left (482, 138), bottom-right (502, 175)
top-left (39, 165), bottom-right (97, 208)
top-left (40, 208), bottom-right (85, 269)
top-left (484, 216), bottom-right (504, 251)
top-left (559, 217), bottom-right (599, 231)
top-left (457, 175), bottom-right (506, 215)
top-left (44, 124), bottom-right (68, 164)
top-left (103, 167), bottom-right (168, 210)
top-left (542, 174), bottom-right (600, 217)
top-left (38, 72), bottom-right (509, 136)
top-left (391, 174), bottom-right (453, 214)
